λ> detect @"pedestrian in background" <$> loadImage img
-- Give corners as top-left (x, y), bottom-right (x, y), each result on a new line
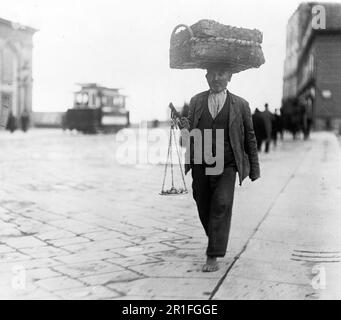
top-left (271, 109), bottom-right (282, 147)
top-left (21, 109), bottom-right (30, 132)
top-left (302, 100), bottom-right (313, 140)
top-left (277, 108), bottom-right (284, 140)
top-left (262, 103), bottom-right (273, 153)
top-left (6, 111), bottom-right (16, 133)
top-left (252, 108), bottom-right (266, 151)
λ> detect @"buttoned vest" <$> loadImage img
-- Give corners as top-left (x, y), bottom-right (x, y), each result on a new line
top-left (196, 94), bottom-right (236, 168)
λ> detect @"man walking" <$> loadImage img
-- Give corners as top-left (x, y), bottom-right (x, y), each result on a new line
top-left (179, 64), bottom-right (260, 272)
top-left (252, 108), bottom-right (266, 151)
top-left (262, 103), bottom-right (273, 153)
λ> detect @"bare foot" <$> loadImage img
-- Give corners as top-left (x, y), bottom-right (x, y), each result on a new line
top-left (202, 256), bottom-right (219, 272)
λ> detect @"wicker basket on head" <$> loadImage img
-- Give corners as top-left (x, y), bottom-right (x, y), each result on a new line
top-left (170, 20), bottom-right (265, 73)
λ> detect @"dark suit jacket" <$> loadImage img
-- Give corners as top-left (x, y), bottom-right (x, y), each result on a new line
top-left (182, 90), bottom-right (260, 186)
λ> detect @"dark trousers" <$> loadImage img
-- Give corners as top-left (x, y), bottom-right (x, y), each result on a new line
top-left (256, 137), bottom-right (263, 152)
top-left (191, 165), bottom-right (236, 257)
top-left (265, 140), bottom-right (270, 153)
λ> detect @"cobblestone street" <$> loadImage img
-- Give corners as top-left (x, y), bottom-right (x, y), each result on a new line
top-left (0, 129), bottom-right (341, 299)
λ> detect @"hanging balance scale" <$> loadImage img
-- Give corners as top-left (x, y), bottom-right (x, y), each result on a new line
top-left (159, 103), bottom-right (188, 196)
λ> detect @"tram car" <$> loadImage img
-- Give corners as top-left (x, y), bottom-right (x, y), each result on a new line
top-left (64, 83), bottom-right (130, 133)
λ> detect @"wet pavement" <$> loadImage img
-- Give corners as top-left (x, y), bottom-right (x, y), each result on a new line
top-left (0, 128), bottom-right (340, 299)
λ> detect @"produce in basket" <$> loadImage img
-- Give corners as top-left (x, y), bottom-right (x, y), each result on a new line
top-left (170, 19), bottom-right (265, 73)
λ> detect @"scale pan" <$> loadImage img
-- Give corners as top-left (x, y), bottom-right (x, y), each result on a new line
top-left (159, 188), bottom-right (188, 196)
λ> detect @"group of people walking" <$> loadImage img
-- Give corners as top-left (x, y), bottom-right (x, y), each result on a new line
top-left (6, 110), bottom-right (30, 133)
top-left (252, 103), bottom-right (284, 153)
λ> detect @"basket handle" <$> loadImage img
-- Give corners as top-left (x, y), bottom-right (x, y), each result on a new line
top-left (170, 24), bottom-right (194, 43)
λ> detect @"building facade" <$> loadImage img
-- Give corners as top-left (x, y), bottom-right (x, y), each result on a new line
top-left (283, 2), bottom-right (341, 130)
top-left (0, 17), bottom-right (37, 129)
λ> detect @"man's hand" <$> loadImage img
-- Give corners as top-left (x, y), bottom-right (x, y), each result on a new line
top-left (250, 174), bottom-right (260, 182)
top-left (178, 117), bottom-right (190, 130)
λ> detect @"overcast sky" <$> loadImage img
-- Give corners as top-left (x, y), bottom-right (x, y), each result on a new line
top-left (0, 0), bottom-right (335, 122)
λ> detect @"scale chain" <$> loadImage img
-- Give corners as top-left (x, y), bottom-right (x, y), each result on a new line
top-left (160, 124), bottom-right (173, 193)
top-left (172, 125), bottom-right (187, 191)
top-left (160, 106), bottom-right (188, 196)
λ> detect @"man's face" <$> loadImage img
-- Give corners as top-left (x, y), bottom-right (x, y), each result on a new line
top-left (206, 68), bottom-right (232, 93)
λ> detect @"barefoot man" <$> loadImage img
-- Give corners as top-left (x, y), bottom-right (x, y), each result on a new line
top-left (179, 64), bottom-right (260, 272)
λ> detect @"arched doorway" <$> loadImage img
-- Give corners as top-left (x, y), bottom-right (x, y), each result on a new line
top-left (0, 44), bottom-right (19, 130)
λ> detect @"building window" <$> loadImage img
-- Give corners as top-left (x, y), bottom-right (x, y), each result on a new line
top-left (2, 48), bottom-right (14, 84)
top-left (1, 92), bottom-right (13, 111)
top-left (82, 93), bottom-right (89, 105)
top-left (113, 96), bottom-right (124, 107)
top-left (75, 93), bottom-right (83, 105)
top-left (90, 92), bottom-right (96, 107)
